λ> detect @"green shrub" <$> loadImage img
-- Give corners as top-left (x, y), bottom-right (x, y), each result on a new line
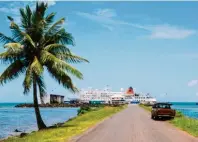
top-left (175, 111), bottom-right (183, 117)
top-left (77, 106), bottom-right (91, 115)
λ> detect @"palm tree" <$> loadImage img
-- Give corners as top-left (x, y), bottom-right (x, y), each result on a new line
top-left (0, 2), bottom-right (88, 130)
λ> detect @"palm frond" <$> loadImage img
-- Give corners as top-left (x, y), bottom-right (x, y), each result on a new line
top-left (40, 50), bottom-right (83, 79)
top-left (7, 16), bottom-right (14, 22)
top-left (0, 44), bottom-right (23, 64)
top-left (26, 5), bottom-right (32, 27)
top-left (36, 75), bottom-right (46, 98)
top-left (47, 66), bottom-right (77, 93)
top-left (4, 43), bottom-right (22, 49)
top-left (45, 13), bottom-right (55, 24)
top-left (47, 18), bottom-right (65, 35)
top-left (36, 2), bottom-right (48, 18)
top-left (55, 52), bottom-right (89, 63)
top-left (10, 20), bottom-right (20, 30)
top-left (30, 56), bottom-right (44, 76)
top-left (0, 33), bottom-right (15, 44)
top-left (10, 21), bottom-right (25, 42)
top-left (59, 31), bottom-right (75, 45)
top-left (62, 62), bottom-right (83, 79)
top-left (20, 8), bottom-right (28, 28)
top-left (49, 28), bottom-right (75, 45)
top-left (0, 60), bottom-right (25, 84)
top-left (22, 32), bottom-right (36, 47)
top-left (23, 65), bottom-right (33, 94)
top-left (44, 43), bottom-right (71, 54)
top-left (44, 12), bottom-right (56, 29)
top-left (20, 6), bottom-right (32, 29)
top-left (9, 20), bottom-right (35, 48)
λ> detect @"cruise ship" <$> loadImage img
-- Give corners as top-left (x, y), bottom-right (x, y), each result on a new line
top-left (78, 86), bottom-right (157, 104)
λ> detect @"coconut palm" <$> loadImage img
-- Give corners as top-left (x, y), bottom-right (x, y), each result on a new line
top-left (0, 2), bottom-right (88, 130)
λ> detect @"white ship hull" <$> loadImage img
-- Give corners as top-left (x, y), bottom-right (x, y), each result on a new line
top-left (78, 87), bottom-right (157, 104)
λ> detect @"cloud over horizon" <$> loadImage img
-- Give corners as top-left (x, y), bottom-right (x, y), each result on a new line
top-left (76, 8), bottom-right (196, 39)
top-left (188, 80), bottom-right (198, 87)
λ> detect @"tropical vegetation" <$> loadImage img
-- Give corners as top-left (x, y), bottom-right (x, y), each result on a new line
top-left (0, 2), bottom-right (88, 130)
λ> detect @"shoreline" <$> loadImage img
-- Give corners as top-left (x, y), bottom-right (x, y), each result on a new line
top-left (0, 117), bottom-right (76, 141)
top-left (0, 116), bottom-right (76, 141)
top-left (0, 107), bottom-right (79, 140)
top-left (0, 119), bottom-right (75, 141)
top-left (2, 105), bottom-right (126, 142)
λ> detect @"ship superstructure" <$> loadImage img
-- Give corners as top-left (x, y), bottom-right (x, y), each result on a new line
top-left (78, 86), bottom-right (157, 104)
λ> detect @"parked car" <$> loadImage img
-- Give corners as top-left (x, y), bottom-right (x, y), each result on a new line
top-left (151, 102), bottom-right (176, 120)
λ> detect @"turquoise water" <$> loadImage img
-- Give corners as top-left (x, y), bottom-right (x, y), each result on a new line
top-left (0, 103), bottom-right (78, 139)
top-left (0, 103), bottom-right (23, 108)
top-left (171, 102), bottom-right (198, 119)
top-left (1, 102), bottom-right (198, 139)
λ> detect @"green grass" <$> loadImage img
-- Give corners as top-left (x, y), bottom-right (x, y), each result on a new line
top-left (139, 104), bottom-right (152, 111)
top-left (3, 105), bottom-right (126, 142)
top-left (139, 104), bottom-right (198, 137)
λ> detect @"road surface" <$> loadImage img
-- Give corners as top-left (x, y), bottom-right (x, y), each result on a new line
top-left (75, 105), bottom-right (198, 142)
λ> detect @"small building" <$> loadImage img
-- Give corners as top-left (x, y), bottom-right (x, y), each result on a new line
top-left (67, 98), bottom-right (81, 104)
top-left (50, 94), bottom-right (64, 104)
top-left (110, 94), bottom-right (126, 104)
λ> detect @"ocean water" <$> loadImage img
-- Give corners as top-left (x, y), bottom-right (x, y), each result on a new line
top-left (1, 102), bottom-right (198, 139)
top-left (171, 102), bottom-right (198, 119)
top-left (0, 103), bottom-right (78, 139)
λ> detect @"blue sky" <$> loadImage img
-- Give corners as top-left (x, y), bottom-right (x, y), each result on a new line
top-left (0, 1), bottom-right (198, 102)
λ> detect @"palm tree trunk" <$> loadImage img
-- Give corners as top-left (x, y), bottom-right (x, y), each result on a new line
top-left (33, 76), bottom-right (47, 130)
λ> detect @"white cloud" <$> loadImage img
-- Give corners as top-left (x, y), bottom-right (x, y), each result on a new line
top-left (95, 9), bottom-right (116, 18)
top-left (147, 25), bottom-right (196, 39)
top-left (0, 1), bottom-right (56, 24)
top-left (76, 9), bottom-right (196, 39)
top-left (188, 80), bottom-right (198, 87)
top-left (0, 7), bottom-right (19, 14)
top-left (47, 1), bottom-right (56, 6)
top-left (38, 0), bottom-right (56, 7)
top-left (102, 24), bottom-right (114, 31)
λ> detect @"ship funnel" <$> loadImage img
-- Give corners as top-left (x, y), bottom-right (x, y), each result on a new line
top-left (126, 86), bottom-right (134, 95)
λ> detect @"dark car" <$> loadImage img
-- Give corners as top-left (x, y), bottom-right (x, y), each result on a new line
top-left (151, 103), bottom-right (176, 120)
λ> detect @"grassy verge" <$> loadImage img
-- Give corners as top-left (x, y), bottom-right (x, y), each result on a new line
top-left (3, 105), bottom-right (126, 142)
top-left (139, 104), bottom-right (198, 137)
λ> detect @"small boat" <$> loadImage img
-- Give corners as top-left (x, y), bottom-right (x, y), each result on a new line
top-left (196, 103), bottom-right (198, 105)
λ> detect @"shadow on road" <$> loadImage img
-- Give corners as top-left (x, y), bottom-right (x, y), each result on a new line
top-left (153, 117), bottom-right (173, 121)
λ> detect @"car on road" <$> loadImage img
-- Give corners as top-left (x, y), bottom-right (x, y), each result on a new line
top-left (151, 102), bottom-right (176, 120)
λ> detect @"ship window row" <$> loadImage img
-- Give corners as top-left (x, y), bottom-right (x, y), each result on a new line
top-left (135, 97), bottom-right (147, 99)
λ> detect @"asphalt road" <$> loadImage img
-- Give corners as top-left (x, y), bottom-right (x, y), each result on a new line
top-left (76, 105), bottom-right (198, 142)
